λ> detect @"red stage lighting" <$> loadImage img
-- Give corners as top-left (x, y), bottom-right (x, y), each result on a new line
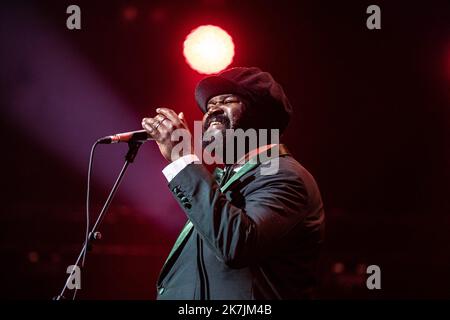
top-left (183, 25), bottom-right (235, 74)
top-left (122, 6), bottom-right (137, 22)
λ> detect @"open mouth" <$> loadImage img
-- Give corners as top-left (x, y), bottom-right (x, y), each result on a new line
top-left (209, 121), bottom-right (223, 127)
top-left (204, 115), bottom-right (229, 132)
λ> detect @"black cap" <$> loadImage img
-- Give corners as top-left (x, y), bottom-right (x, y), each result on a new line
top-left (195, 67), bottom-right (293, 133)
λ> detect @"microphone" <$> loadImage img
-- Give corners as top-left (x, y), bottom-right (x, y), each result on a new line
top-left (97, 130), bottom-right (153, 144)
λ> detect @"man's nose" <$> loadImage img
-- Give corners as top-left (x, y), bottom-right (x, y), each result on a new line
top-left (207, 105), bottom-right (224, 117)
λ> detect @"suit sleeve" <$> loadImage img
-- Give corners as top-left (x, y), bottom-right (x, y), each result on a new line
top-left (168, 162), bottom-right (310, 268)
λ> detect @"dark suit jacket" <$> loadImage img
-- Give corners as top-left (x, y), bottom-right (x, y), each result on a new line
top-left (156, 145), bottom-right (325, 300)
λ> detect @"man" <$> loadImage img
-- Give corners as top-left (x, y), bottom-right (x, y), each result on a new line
top-left (142, 67), bottom-right (325, 299)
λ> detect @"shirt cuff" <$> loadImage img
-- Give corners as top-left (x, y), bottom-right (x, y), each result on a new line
top-left (162, 154), bottom-right (200, 182)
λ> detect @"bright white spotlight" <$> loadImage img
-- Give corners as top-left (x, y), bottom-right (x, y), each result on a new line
top-left (183, 25), bottom-right (235, 74)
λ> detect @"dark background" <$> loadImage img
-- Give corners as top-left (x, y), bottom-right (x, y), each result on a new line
top-left (1, 0), bottom-right (449, 299)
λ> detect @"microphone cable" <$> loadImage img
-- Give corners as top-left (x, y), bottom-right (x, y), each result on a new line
top-left (71, 140), bottom-right (100, 300)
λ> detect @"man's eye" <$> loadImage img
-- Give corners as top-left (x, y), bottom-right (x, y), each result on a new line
top-left (225, 99), bottom-right (238, 104)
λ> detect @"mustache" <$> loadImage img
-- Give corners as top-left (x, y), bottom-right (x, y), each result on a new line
top-left (203, 114), bottom-right (230, 130)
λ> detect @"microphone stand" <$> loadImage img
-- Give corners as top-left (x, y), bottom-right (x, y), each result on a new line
top-left (54, 141), bottom-right (143, 300)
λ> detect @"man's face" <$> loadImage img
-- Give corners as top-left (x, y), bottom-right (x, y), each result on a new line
top-left (201, 93), bottom-right (250, 152)
top-left (202, 93), bottom-right (247, 135)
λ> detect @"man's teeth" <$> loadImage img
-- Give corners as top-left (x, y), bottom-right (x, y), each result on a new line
top-left (210, 121), bottom-right (222, 126)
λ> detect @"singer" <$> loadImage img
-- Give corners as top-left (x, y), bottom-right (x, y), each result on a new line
top-left (141, 67), bottom-right (325, 299)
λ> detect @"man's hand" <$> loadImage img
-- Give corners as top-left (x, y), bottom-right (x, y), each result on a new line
top-left (141, 108), bottom-right (192, 163)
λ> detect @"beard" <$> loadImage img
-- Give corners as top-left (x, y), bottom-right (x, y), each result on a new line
top-left (202, 113), bottom-right (255, 165)
top-left (202, 113), bottom-right (232, 150)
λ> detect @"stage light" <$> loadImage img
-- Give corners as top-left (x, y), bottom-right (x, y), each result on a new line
top-left (183, 25), bottom-right (234, 74)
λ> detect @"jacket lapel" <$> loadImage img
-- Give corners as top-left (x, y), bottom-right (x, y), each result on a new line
top-left (158, 220), bottom-right (194, 282)
top-left (221, 144), bottom-right (290, 192)
top-left (157, 144), bottom-right (289, 282)
top-left (220, 161), bottom-right (258, 192)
